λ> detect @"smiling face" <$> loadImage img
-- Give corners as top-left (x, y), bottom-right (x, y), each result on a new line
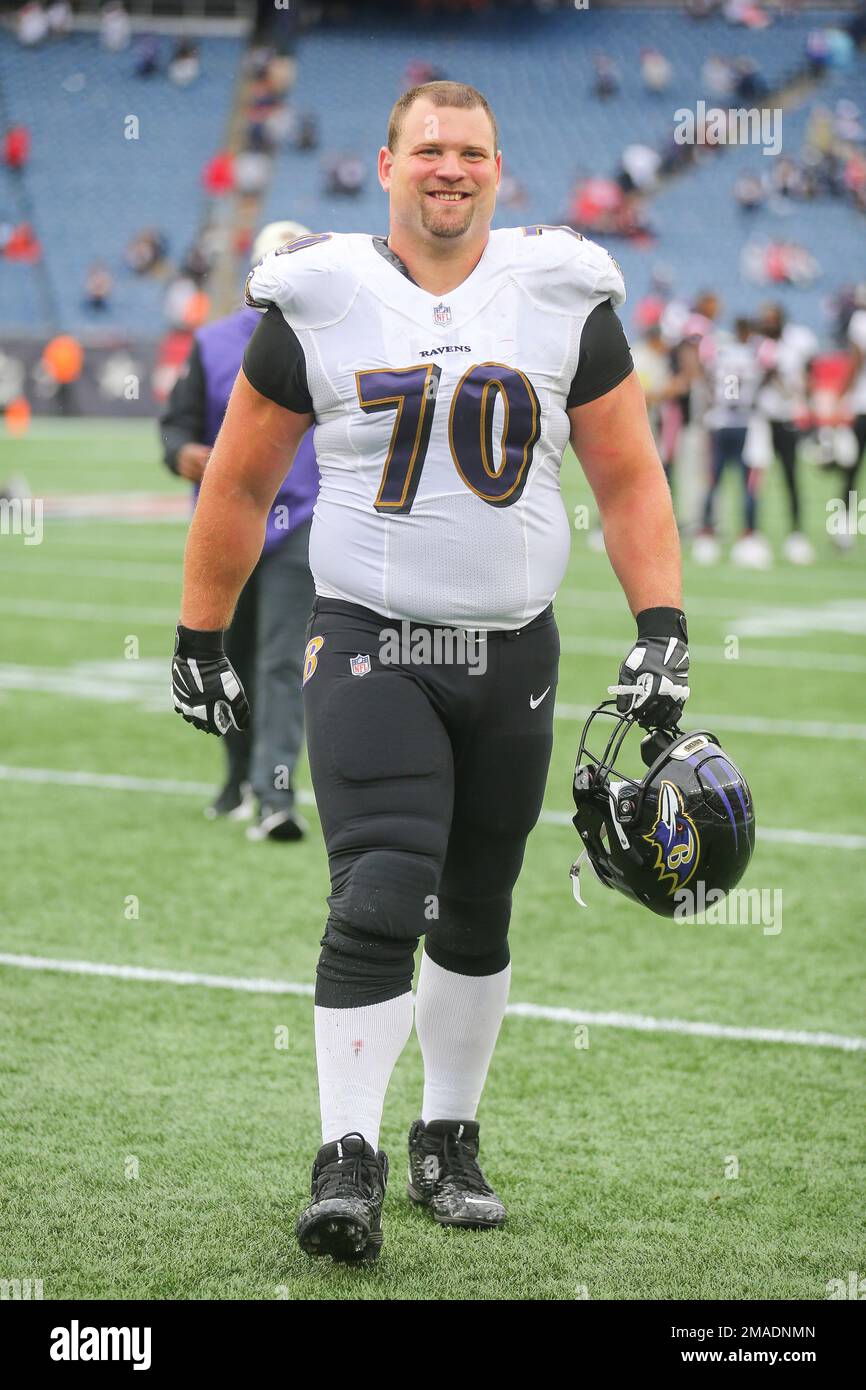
top-left (379, 97), bottom-right (501, 245)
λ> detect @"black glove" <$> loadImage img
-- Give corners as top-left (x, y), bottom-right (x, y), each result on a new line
top-left (171, 624), bottom-right (250, 736)
top-left (609, 606), bottom-right (689, 730)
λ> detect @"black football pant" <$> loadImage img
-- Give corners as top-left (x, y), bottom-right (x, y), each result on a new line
top-left (303, 598), bottom-right (560, 1008)
top-left (222, 520), bottom-right (314, 810)
top-left (769, 419), bottom-right (801, 532)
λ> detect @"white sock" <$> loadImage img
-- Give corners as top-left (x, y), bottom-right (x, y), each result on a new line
top-left (315, 993), bottom-right (414, 1150)
top-left (414, 952), bottom-right (511, 1123)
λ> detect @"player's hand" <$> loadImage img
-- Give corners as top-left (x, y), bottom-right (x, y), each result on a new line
top-left (609, 606), bottom-right (689, 730)
top-left (171, 624), bottom-right (249, 736)
top-left (176, 443), bottom-right (211, 482)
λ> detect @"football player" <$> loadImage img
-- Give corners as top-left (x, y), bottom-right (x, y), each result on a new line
top-left (171, 81), bottom-right (689, 1263)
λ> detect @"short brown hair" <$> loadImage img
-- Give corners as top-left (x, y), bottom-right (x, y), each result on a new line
top-left (387, 81), bottom-right (499, 154)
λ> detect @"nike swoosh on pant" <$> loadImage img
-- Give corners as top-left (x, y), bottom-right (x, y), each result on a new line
top-left (529, 687), bottom-right (551, 710)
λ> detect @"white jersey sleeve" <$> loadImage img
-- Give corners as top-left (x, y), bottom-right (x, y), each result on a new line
top-left (244, 231), bottom-right (362, 329)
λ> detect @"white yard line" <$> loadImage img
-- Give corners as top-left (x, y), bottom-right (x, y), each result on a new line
top-left (0, 557), bottom-right (182, 582)
top-left (0, 953), bottom-right (862, 1053)
top-left (2, 764), bottom-right (865, 851)
top-left (555, 704), bottom-right (866, 741)
top-left (0, 598), bottom-right (174, 624)
top-left (559, 637), bottom-right (866, 674)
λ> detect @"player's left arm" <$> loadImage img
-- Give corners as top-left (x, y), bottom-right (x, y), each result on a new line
top-left (568, 369), bottom-right (689, 729)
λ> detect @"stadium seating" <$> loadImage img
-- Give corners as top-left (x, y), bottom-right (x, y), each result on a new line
top-left (0, 11), bottom-right (862, 337)
top-left (258, 7), bottom-right (863, 333)
top-left (0, 29), bottom-right (242, 333)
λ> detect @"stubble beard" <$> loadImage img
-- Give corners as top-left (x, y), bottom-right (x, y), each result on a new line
top-left (419, 194), bottom-right (475, 240)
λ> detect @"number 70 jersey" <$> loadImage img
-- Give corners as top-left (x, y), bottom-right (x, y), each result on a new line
top-left (243, 225), bottom-right (629, 630)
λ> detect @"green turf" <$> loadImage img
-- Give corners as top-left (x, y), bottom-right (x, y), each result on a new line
top-left (1, 420), bottom-right (864, 1300)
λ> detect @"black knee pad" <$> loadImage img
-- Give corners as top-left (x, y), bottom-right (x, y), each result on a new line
top-left (316, 918), bottom-right (419, 1007)
top-left (424, 891), bottom-right (511, 977)
top-left (316, 848), bottom-right (438, 1006)
top-left (329, 847), bottom-right (440, 938)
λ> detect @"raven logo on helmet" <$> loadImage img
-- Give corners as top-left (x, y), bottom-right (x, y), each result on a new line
top-left (570, 702), bottom-right (754, 918)
top-left (643, 781), bottom-right (700, 895)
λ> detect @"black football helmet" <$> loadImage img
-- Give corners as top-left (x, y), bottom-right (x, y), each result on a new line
top-left (570, 702), bottom-right (755, 917)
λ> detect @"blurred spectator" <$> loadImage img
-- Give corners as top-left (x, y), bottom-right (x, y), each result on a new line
top-left (835, 99), bottom-right (864, 144)
top-left (263, 104), bottom-right (298, 151)
top-left (633, 323), bottom-right (676, 457)
top-left (296, 112), bottom-right (319, 152)
top-left (701, 54), bottom-right (735, 97)
top-left (133, 35), bottom-right (161, 79)
top-left (835, 292), bottom-right (866, 525)
top-left (404, 60), bottom-right (446, 89)
top-left (723, 1), bottom-right (771, 29)
top-left (849, 3), bottom-right (866, 49)
top-left (202, 150), bottom-right (235, 197)
top-left (124, 227), bottom-right (169, 275)
top-left (163, 277), bottom-right (210, 331)
top-left (16, 3), bottom-right (48, 46)
top-left (696, 316), bottom-right (770, 569)
top-left (235, 149), bottom-right (272, 199)
top-left (805, 28), bottom-right (836, 77)
top-left (325, 153), bottom-right (366, 197)
top-left (84, 262), bottom-right (114, 314)
top-left (4, 222), bottom-right (41, 263)
top-left (843, 151), bottom-right (866, 212)
top-left (268, 54), bottom-right (297, 95)
top-left (46, 1), bottom-right (71, 38)
top-left (100, 2), bottom-right (131, 53)
top-left (641, 47), bottom-right (672, 94)
top-left (734, 170), bottom-right (766, 213)
top-left (593, 53), bottom-right (620, 102)
top-left (769, 157), bottom-right (811, 201)
top-left (3, 125), bottom-right (31, 174)
top-left (567, 175), bottom-right (653, 242)
top-left (179, 240), bottom-right (212, 286)
top-left (806, 105), bottom-right (835, 158)
top-left (754, 302), bottom-right (819, 562)
top-left (619, 143), bottom-right (661, 193)
top-left (169, 40), bottom-right (201, 87)
top-left (742, 239), bottom-right (819, 287)
top-left (661, 290), bottom-right (721, 534)
top-left (733, 56), bottom-right (767, 101)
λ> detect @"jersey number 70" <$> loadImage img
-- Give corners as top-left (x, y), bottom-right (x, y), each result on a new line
top-left (355, 362), bottom-right (541, 515)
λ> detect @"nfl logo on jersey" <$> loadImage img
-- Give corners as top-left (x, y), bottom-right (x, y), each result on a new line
top-left (432, 301), bottom-right (452, 326)
top-left (350, 653), bottom-right (372, 677)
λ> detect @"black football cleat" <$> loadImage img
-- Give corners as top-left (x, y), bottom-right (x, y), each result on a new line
top-left (204, 779), bottom-right (253, 821)
top-left (246, 806), bottom-right (307, 842)
top-left (296, 1132), bottom-right (388, 1263)
top-left (407, 1119), bottom-right (506, 1229)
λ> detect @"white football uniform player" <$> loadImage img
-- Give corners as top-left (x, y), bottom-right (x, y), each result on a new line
top-left (242, 225), bottom-right (630, 630)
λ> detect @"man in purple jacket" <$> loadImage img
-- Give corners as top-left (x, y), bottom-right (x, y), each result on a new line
top-left (160, 221), bottom-right (319, 840)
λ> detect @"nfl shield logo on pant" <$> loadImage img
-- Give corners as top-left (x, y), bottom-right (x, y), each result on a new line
top-left (350, 653), bottom-right (371, 677)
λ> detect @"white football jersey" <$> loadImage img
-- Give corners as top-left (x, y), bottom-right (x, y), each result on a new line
top-left (245, 226), bottom-right (627, 629)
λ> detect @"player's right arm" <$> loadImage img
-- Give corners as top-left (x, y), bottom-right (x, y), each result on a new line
top-left (172, 370), bottom-right (312, 735)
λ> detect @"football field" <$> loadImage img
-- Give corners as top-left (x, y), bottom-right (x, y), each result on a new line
top-left (1, 419), bottom-right (864, 1301)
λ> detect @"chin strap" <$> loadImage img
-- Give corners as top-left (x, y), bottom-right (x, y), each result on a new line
top-left (569, 850), bottom-right (589, 907)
